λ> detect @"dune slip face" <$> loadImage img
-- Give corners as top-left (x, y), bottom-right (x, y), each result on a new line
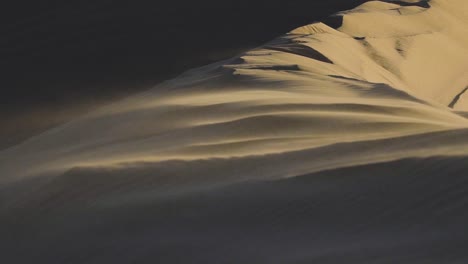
top-left (2, 0), bottom-right (468, 263)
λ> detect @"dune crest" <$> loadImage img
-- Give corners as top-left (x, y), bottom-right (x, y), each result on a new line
top-left (2, 0), bottom-right (468, 263)
top-left (1, 0), bottom-right (468, 182)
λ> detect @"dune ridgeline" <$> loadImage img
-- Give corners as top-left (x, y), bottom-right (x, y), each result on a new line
top-left (1, 0), bottom-right (468, 263)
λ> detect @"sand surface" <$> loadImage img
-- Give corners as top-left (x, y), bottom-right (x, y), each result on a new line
top-left (1, 0), bottom-right (468, 263)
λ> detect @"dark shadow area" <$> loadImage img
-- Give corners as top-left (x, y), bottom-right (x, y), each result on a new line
top-left (379, 0), bottom-right (431, 8)
top-left (321, 14), bottom-right (345, 29)
top-left (0, 0), bottom-right (368, 148)
top-left (1, 156), bottom-right (468, 263)
top-left (265, 43), bottom-right (334, 64)
top-left (449, 86), bottom-right (468, 109)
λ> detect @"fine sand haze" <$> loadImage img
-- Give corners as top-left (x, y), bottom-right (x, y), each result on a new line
top-left (1, 0), bottom-right (468, 263)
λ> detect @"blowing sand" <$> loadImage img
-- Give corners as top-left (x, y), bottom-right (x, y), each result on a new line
top-left (1, 0), bottom-right (468, 263)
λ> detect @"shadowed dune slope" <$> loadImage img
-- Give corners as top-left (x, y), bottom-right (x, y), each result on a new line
top-left (1, 0), bottom-right (468, 263)
top-left (2, 156), bottom-right (468, 263)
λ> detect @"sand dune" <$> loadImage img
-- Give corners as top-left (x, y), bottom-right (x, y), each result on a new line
top-left (1, 0), bottom-right (468, 263)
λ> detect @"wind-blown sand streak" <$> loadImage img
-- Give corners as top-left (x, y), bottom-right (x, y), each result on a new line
top-left (1, 0), bottom-right (468, 263)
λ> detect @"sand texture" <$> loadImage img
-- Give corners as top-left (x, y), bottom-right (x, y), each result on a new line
top-left (1, 0), bottom-right (468, 263)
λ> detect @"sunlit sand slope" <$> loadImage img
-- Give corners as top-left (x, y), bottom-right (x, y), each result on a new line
top-left (1, 0), bottom-right (468, 263)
